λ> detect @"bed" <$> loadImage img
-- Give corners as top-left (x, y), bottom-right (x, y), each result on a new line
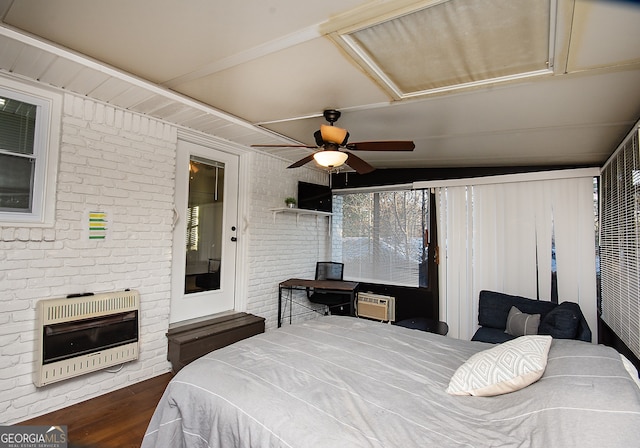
top-left (142, 316), bottom-right (640, 447)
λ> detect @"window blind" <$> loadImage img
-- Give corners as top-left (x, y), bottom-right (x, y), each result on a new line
top-left (332, 188), bottom-right (430, 287)
top-left (0, 97), bottom-right (37, 212)
top-left (434, 171), bottom-right (598, 340)
top-left (600, 127), bottom-right (640, 360)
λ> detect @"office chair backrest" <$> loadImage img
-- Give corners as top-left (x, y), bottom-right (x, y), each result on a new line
top-left (315, 262), bottom-right (344, 281)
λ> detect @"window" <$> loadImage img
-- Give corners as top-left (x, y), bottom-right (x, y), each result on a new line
top-left (0, 97), bottom-right (36, 212)
top-left (186, 206), bottom-right (200, 251)
top-left (333, 188), bottom-right (432, 287)
top-left (600, 127), bottom-right (640, 360)
top-left (0, 76), bottom-right (61, 225)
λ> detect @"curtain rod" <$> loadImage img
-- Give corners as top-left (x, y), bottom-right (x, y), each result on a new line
top-left (332, 183), bottom-right (413, 194)
top-left (412, 167), bottom-right (600, 189)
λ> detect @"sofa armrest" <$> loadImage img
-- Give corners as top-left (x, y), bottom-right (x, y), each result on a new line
top-left (576, 314), bottom-right (592, 342)
top-left (537, 301), bottom-right (592, 342)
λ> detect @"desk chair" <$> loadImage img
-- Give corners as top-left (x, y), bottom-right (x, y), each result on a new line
top-left (307, 262), bottom-right (350, 315)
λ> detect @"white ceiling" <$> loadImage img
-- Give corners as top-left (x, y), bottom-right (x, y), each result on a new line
top-left (0, 0), bottom-right (639, 172)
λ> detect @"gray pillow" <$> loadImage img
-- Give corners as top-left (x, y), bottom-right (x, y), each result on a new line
top-left (505, 306), bottom-right (540, 337)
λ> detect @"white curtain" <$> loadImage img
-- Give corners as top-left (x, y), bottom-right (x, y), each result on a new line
top-left (421, 170), bottom-right (598, 340)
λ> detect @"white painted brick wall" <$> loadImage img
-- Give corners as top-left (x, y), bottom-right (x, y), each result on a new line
top-left (245, 153), bottom-right (332, 329)
top-left (0, 93), bottom-right (176, 424)
top-left (0, 87), bottom-right (334, 423)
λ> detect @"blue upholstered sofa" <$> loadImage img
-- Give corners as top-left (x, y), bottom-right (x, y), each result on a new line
top-left (471, 290), bottom-right (592, 344)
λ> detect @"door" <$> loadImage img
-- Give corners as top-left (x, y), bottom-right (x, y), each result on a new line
top-left (170, 140), bottom-right (239, 324)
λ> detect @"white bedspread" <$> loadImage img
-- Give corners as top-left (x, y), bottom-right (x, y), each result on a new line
top-left (143, 316), bottom-right (640, 447)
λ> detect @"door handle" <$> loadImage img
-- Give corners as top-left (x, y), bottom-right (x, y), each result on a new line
top-left (231, 225), bottom-right (237, 242)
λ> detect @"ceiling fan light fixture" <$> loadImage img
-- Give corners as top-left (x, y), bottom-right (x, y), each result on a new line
top-left (313, 150), bottom-right (348, 168)
top-left (257, 108), bottom-right (408, 174)
top-left (320, 124), bottom-right (349, 145)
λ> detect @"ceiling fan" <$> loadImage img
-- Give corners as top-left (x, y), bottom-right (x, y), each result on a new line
top-left (252, 109), bottom-right (415, 174)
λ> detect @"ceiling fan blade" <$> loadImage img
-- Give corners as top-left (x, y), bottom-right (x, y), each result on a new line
top-left (344, 151), bottom-right (375, 175)
top-left (287, 154), bottom-right (316, 169)
top-left (346, 141), bottom-right (415, 151)
top-left (252, 144), bottom-right (317, 149)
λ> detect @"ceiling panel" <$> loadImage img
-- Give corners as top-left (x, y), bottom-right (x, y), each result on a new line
top-left (568, 0), bottom-right (640, 71)
top-left (2, 0), bottom-right (372, 83)
top-left (112, 86), bottom-right (160, 110)
top-left (10, 45), bottom-right (55, 79)
top-left (344, 0), bottom-right (551, 97)
top-left (0, 0), bottom-right (638, 173)
top-left (0, 34), bottom-right (26, 70)
top-left (173, 36), bottom-right (390, 127)
top-left (132, 95), bottom-right (182, 116)
top-left (88, 77), bottom-right (140, 103)
top-left (65, 68), bottom-right (112, 95)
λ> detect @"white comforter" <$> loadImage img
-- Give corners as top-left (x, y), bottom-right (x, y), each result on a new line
top-left (143, 316), bottom-right (640, 447)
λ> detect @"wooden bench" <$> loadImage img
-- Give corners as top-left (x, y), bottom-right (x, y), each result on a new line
top-left (167, 312), bottom-right (265, 373)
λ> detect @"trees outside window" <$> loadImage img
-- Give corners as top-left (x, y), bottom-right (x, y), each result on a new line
top-left (334, 189), bottom-right (434, 288)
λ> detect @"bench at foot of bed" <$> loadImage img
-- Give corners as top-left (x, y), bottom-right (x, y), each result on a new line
top-left (166, 312), bottom-right (265, 373)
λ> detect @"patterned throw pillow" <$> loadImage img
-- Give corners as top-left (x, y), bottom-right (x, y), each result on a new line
top-left (446, 335), bottom-right (552, 396)
top-left (505, 306), bottom-right (540, 337)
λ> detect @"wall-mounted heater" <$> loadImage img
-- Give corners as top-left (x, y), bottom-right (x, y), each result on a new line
top-left (34, 289), bottom-right (140, 387)
top-left (356, 292), bottom-right (396, 322)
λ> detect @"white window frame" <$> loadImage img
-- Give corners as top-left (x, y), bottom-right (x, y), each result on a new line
top-left (0, 74), bottom-right (61, 226)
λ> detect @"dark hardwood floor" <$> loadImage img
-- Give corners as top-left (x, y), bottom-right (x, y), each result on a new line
top-left (19, 373), bottom-right (173, 448)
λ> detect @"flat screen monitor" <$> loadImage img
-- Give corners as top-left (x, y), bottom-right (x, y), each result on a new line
top-left (297, 181), bottom-right (332, 212)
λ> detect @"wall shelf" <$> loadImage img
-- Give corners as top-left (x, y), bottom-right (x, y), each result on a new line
top-left (270, 208), bottom-right (332, 236)
top-left (270, 207), bottom-right (332, 224)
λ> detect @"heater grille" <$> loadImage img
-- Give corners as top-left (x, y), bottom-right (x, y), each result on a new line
top-left (43, 291), bottom-right (138, 324)
top-left (34, 290), bottom-right (140, 387)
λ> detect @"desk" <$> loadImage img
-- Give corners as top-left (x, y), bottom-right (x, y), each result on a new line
top-left (278, 278), bottom-right (359, 327)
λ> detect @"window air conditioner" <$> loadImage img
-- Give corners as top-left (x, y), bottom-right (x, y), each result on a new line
top-left (356, 292), bottom-right (396, 322)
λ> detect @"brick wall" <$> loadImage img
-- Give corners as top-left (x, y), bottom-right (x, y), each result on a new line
top-left (0, 88), bottom-right (332, 423)
top-left (245, 153), bottom-right (331, 329)
top-left (0, 93), bottom-right (177, 424)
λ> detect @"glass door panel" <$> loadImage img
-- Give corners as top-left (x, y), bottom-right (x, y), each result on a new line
top-left (185, 157), bottom-right (224, 294)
